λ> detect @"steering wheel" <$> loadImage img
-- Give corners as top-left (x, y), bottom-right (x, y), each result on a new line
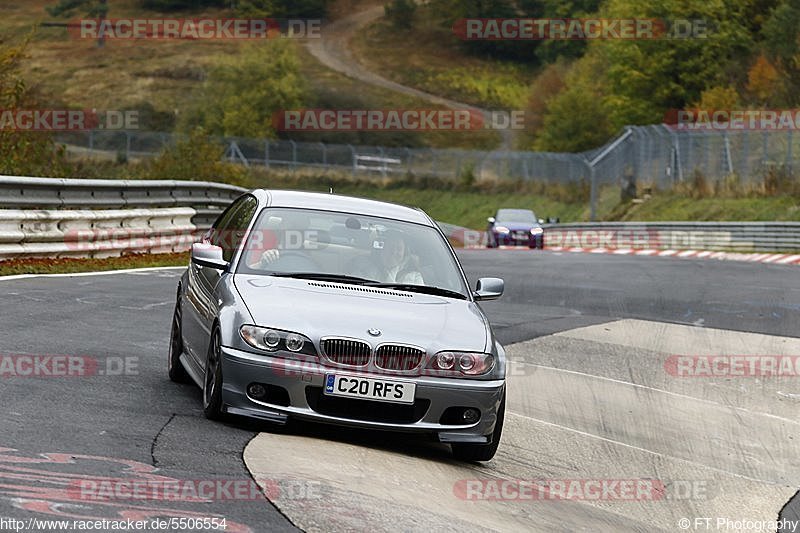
top-left (268, 251), bottom-right (320, 272)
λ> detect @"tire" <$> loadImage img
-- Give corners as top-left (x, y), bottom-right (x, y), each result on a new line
top-left (451, 392), bottom-right (505, 462)
top-left (202, 329), bottom-right (225, 420)
top-left (168, 300), bottom-right (191, 383)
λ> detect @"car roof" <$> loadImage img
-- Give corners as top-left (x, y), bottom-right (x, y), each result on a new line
top-left (250, 189), bottom-right (433, 226)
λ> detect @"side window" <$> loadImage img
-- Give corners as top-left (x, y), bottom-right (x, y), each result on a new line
top-left (223, 197), bottom-right (259, 262)
top-left (208, 196), bottom-right (258, 262)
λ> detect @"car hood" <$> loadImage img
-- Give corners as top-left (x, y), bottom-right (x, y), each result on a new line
top-left (234, 275), bottom-right (490, 353)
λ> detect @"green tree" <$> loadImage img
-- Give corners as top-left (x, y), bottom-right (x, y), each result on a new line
top-left (762, 0), bottom-right (800, 103)
top-left (182, 40), bottom-right (306, 138)
top-left (47, 0), bottom-right (109, 47)
top-left (385, 0), bottom-right (417, 30)
top-left (533, 51), bottom-right (613, 151)
top-left (147, 128), bottom-right (247, 184)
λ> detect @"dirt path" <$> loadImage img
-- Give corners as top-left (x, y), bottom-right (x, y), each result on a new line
top-left (306, 6), bottom-right (513, 150)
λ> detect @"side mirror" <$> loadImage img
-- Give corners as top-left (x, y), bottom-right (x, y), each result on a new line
top-left (487, 217), bottom-right (496, 224)
top-left (538, 218), bottom-right (545, 224)
top-left (473, 277), bottom-right (504, 301)
top-left (191, 243), bottom-right (228, 270)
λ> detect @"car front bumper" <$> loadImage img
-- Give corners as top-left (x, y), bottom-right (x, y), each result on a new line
top-left (220, 346), bottom-right (505, 443)
top-left (493, 232), bottom-right (543, 247)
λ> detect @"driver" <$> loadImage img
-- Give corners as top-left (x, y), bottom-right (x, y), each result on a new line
top-left (248, 211), bottom-right (310, 269)
top-left (375, 230), bottom-right (424, 284)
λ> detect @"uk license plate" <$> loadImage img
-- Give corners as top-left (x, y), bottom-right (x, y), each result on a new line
top-left (324, 374), bottom-right (416, 404)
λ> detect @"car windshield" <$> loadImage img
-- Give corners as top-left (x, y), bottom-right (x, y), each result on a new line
top-left (496, 209), bottom-right (537, 223)
top-left (237, 207), bottom-right (469, 297)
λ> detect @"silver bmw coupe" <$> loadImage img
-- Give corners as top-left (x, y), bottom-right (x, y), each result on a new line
top-left (169, 190), bottom-right (506, 461)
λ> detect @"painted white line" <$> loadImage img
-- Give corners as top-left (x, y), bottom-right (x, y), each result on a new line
top-left (506, 412), bottom-right (786, 486)
top-left (659, 250), bottom-right (678, 256)
top-left (0, 266), bottom-right (186, 282)
top-left (762, 254), bottom-right (784, 263)
top-left (696, 251), bottom-right (713, 258)
top-left (612, 248), bottom-right (632, 255)
top-left (677, 250), bottom-right (696, 257)
top-left (589, 248), bottom-right (607, 254)
top-left (636, 249), bottom-right (658, 256)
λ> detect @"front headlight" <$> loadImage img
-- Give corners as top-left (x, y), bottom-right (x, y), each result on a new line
top-left (239, 325), bottom-right (316, 357)
top-left (494, 226), bottom-right (510, 234)
top-left (531, 227), bottom-right (544, 235)
top-left (427, 351), bottom-right (495, 376)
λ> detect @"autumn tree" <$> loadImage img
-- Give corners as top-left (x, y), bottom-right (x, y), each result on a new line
top-left (746, 53), bottom-right (781, 104)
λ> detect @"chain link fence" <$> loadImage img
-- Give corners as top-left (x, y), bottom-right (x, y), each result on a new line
top-left (54, 125), bottom-right (800, 217)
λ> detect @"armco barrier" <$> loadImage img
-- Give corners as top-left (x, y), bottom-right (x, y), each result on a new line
top-left (542, 222), bottom-right (800, 253)
top-left (0, 175), bottom-right (247, 260)
top-left (0, 208), bottom-right (198, 259)
top-left (2, 175), bottom-right (799, 259)
top-left (444, 221), bottom-right (800, 253)
top-left (0, 175), bottom-right (246, 229)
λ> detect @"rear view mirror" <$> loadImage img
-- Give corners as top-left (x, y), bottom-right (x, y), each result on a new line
top-left (474, 277), bottom-right (504, 301)
top-left (487, 217), bottom-right (496, 224)
top-left (191, 243), bottom-right (228, 270)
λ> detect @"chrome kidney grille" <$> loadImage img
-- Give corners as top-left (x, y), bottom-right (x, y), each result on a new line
top-left (321, 338), bottom-right (371, 366)
top-left (375, 345), bottom-right (425, 371)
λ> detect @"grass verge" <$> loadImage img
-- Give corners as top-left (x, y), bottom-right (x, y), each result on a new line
top-left (0, 252), bottom-right (188, 276)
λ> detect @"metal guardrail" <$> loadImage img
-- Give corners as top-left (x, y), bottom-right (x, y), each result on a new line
top-left (543, 222), bottom-right (800, 253)
top-left (1, 176), bottom-right (798, 259)
top-left (0, 208), bottom-right (198, 259)
top-left (443, 221), bottom-right (800, 253)
top-left (0, 175), bottom-right (247, 230)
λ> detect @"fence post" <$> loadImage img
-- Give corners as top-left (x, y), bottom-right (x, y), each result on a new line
top-left (378, 146), bottom-right (386, 178)
top-left (787, 130), bottom-right (793, 175)
top-left (588, 161), bottom-right (597, 222)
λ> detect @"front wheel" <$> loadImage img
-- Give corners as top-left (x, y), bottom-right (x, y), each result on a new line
top-left (452, 392), bottom-right (505, 462)
top-left (202, 329), bottom-right (225, 420)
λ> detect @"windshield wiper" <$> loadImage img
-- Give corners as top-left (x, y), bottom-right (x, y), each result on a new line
top-left (268, 272), bottom-right (376, 285)
top-left (365, 283), bottom-right (467, 300)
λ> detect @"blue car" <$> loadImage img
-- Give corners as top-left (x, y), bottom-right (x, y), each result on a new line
top-left (486, 209), bottom-right (544, 249)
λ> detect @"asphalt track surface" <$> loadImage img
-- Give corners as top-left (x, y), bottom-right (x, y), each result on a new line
top-left (0, 250), bottom-right (798, 532)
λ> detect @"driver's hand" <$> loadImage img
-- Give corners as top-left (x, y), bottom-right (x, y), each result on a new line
top-left (257, 249), bottom-right (280, 268)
